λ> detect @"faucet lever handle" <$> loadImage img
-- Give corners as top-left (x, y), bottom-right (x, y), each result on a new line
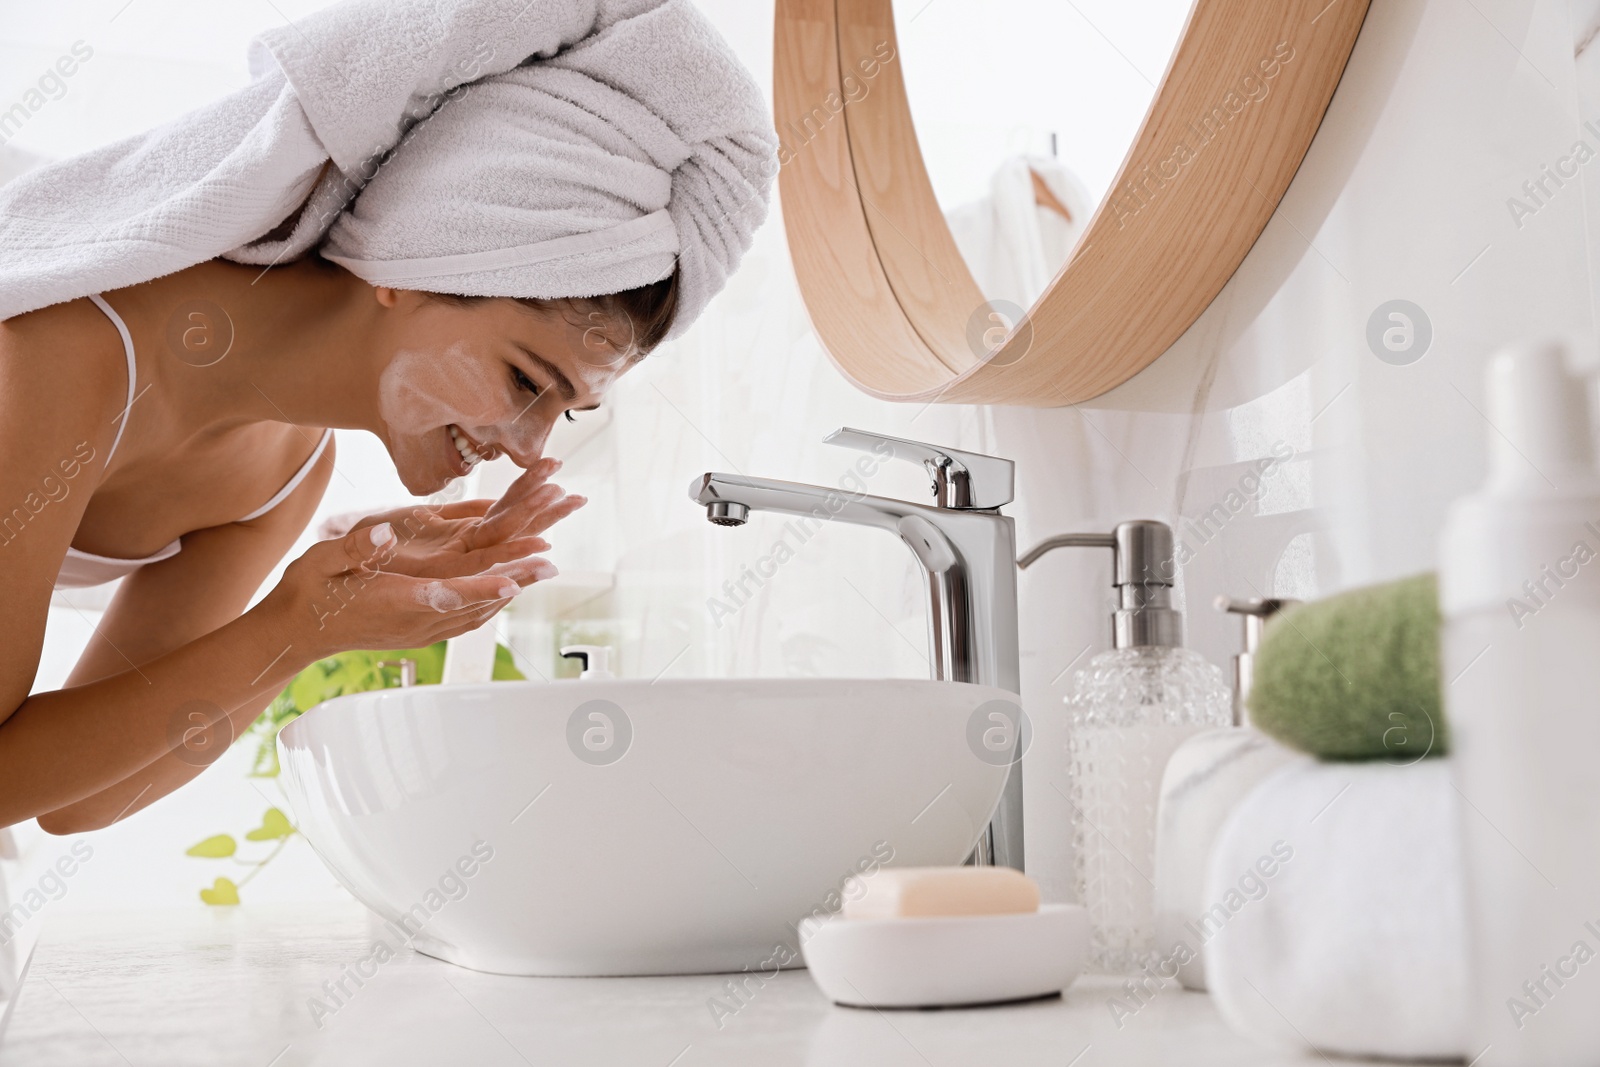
top-left (823, 427), bottom-right (1015, 510)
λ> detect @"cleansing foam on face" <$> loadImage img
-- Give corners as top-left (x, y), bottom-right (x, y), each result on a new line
top-left (1439, 341), bottom-right (1600, 1066)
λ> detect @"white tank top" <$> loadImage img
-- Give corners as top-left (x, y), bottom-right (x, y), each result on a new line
top-left (52, 295), bottom-right (333, 589)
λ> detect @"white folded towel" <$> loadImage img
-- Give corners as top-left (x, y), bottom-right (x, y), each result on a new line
top-left (0, 0), bottom-right (776, 338)
top-left (1204, 758), bottom-right (1467, 1060)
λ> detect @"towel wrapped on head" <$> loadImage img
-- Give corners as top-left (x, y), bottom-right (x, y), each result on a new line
top-left (0, 0), bottom-right (778, 340)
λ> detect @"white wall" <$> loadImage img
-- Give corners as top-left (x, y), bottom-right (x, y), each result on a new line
top-left (2, 0), bottom-right (1593, 915)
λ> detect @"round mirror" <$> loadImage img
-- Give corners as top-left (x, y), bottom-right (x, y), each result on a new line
top-left (895, 0), bottom-right (1194, 225)
top-left (774, 0), bottom-right (1372, 406)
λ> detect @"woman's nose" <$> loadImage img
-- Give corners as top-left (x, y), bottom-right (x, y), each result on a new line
top-left (491, 424), bottom-right (551, 469)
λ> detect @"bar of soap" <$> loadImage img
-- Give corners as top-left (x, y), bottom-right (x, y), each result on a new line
top-left (843, 867), bottom-right (1040, 920)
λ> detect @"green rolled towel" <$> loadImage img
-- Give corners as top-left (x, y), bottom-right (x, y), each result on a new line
top-left (1248, 572), bottom-right (1447, 761)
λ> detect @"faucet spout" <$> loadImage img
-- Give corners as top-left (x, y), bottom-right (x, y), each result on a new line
top-left (692, 472), bottom-right (922, 533)
top-left (693, 472), bottom-right (970, 576)
top-left (704, 500), bottom-right (750, 526)
top-left (690, 445), bottom-right (1025, 872)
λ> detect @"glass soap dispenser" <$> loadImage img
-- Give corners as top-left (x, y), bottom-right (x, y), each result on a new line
top-left (1020, 521), bottom-right (1231, 973)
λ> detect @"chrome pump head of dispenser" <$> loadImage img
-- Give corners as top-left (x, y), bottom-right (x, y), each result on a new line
top-left (1018, 520), bottom-right (1184, 649)
top-left (1214, 595), bottom-right (1298, 726)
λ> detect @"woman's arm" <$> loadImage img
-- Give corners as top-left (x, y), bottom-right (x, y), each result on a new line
top-left (39, 433), bottom-right (339, 831)
top-left (20, 470), bottom-right (580, 833)
top-left (12, 596), bottom-right (322, 830)
top-left (0, 308), bottom-right (575, 832)
top-left (0, 302), bottom-right (126, 719)
top-left (6, 508), bottom-right (561, 832)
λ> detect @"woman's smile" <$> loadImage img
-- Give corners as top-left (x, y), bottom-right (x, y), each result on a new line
top-left (446, 423), bottom-right (492, 475)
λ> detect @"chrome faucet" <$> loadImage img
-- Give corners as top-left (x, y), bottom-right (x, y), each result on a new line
top-left (690, 428), bottom-right (1024, 871)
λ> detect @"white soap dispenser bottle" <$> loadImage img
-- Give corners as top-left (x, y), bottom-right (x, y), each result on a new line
top-left (1152, 595), bottom-right (1299, 991)
top-left (441, 456), bottom-right (521, 685)
top-left (1440, 341), bottom-right (1600, 1066)
top-left (1020, 521), bottom-right (1231, 973)
top-left (560, 644), bottom-right (617, 680)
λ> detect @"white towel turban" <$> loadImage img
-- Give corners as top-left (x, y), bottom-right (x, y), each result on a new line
top-left (0, 0), bottom-right (778, 339)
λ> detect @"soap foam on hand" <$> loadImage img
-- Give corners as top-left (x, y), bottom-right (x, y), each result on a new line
top-left (843, 866), bottom-right (1040, 920)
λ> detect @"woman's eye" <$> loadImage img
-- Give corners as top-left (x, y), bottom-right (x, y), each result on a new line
top-left (511, 367), bottom-right (539, 395)
top-left (563, 410), bottom-right (577, 424)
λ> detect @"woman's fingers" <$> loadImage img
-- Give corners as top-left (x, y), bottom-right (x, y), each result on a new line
top-left (324, 460), bottom-right (577, 585)
top-left (487, 459), bottom-right (562, 512)
top-left (405, 573), bottom-right (523, 614)
top-left (280, 518), bottom-right (564, 657)
top-left (400, 456), bottom-right (562, 537)
top-left (424, 499), bottom-right (496, 522)
top-left (415, 558), bottom-right (557, 605)
top-left (427, 603), bottom-right (514, 645)
top-left (481, 556), bottom-right (559, 586)
top-left (342, 496), bottom-right (500, 541)
top-left (470, 483), bottom-right (562, 546)
top-left (473, 462), bottom-right (564, 540)
top-left (380, 535), bottom-right (552, 580)
top-left (478, 485), bottom-right (586, 543)
top-left (404, 557), bottom-right (558, 626)
top-left (459, 534), bottom-right (550, 570)
top-left (309, 520), bottom-right (395, 576)
top-left (520, 493), bottom-right (587, 537)
top-left (416, 564), bottom-right (557, 642)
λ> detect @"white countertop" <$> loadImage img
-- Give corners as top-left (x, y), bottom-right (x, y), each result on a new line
top-left (0, 903), bottom-right (1323, 1066)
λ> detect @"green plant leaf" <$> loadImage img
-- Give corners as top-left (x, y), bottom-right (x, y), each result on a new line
top-left (246, 691), bottom-right (303, 775)
top-left (260, 638), bottom-right (514, 752)
top-left (288, 659), bottom-right (336, 711)
top-left (323, 655), bottom-right (379, 695)
top-left (186, 834), bottom-right (237, 858)
top-left (199, 876), bottom-right (240, 906)
top-left (248, 734), bottom-right (281, 778)
top-left (409, 642), bottom-right (447, 685)
top-left (244, 808), bottom-right (295, 841)
top-left (493, 642), bottom-right (526, 681)
top-left (270, 691), bottom-right (300, 723)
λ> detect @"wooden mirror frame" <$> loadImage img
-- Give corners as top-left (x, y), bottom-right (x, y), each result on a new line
top-left (774, 0), bottom-right (1372, 406)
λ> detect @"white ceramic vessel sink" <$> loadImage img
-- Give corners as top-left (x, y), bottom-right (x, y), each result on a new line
top-left (278, 678), bottom-right (1016, 976)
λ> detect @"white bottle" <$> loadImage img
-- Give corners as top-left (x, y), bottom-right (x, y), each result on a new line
top-left (1020, 522), bottom-right (1231, 974)
top-left (441, 456), bottom-right (523, 685)
top-left (1152, 596), bottom-right (1299, 991)
top-left (1440, 341), bottom-right (1600, 1066)
top-left (559, 644), bottom-right (617, 680)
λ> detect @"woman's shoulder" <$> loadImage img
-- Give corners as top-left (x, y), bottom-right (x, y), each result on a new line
top-left (0, 299), bottom-right (129, 433)
top-left (0, 300), bottom-right (124, 559)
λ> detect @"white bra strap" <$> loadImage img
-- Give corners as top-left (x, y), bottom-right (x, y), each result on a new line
top-left (86, 294), bottom-right (138, 466)
top-left (236, 428), bottom-right (333, 523)
top-left (83, 294), bottom-right (331, 526)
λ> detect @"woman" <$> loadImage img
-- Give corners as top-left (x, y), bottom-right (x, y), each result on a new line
top-left (0, 0), bottom-right (776, 833)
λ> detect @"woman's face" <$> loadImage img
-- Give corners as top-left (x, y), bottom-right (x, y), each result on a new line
top-left (371, 291), bottom-right (635, 494)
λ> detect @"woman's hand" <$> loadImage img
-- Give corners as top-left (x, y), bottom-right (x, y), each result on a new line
top-left (354, 459), bottom-right (586, 577)
top-left (260, 460), bottom-right (585, 658)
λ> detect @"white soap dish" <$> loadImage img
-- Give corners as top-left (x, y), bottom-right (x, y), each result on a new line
top-left (801, 904), bottom-right (1089, 1009)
